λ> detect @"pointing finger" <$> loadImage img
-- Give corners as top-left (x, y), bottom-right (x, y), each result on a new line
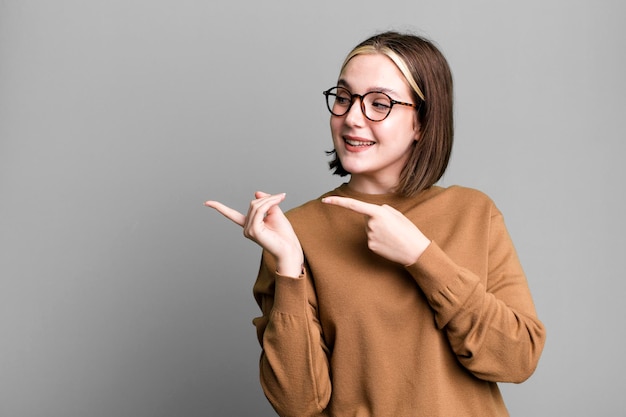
top-left (321, 196), bottom-right (380, 216)
top-left (204, 200), bottom-right (246, 227)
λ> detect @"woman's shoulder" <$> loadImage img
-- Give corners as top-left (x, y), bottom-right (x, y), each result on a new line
top-left (432, 184), bottom-right (500, 214)
top-left (437, 184), bottom-right (493, 201)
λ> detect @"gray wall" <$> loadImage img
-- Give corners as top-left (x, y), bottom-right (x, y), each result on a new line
top-left (1, 1), bottom-right (624, 416)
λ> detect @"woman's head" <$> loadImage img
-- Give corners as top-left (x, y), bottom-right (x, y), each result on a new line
top-left (327, 31), bottom-right (454, 197)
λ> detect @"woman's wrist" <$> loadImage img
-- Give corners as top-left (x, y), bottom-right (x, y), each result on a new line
top-left (275, 248), bottom-right (305, 278)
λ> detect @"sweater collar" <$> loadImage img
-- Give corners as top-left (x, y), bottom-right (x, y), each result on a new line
top-left (329, 183), bottom-right (441, 209)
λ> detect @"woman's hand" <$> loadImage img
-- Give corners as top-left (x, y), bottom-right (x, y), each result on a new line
top-left (205, 192), bottom-right (304, 277)
top-left (322, 196), bottom-right (430, 266)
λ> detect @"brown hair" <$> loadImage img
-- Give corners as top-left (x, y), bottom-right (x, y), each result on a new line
top-left (328, 31), bottom-right (454, 197)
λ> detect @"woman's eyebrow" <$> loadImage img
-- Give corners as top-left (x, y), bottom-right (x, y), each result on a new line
top-left (371, 86), bottom-right (397, 95)
top-left (337, 79), bottom-right (351, 89)
top-left (336, 79), bottom-right (397, 95)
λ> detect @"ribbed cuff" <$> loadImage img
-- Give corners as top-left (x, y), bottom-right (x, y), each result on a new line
top-left (272, 272), bottom-right (308, 316)
top-left (406, 241), bottom-right (480, 327)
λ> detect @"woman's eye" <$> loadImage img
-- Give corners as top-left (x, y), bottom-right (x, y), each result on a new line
top-left (371, 101), bottom-right (391, 111)
top-left (335, 96), bottom-right (351, 105)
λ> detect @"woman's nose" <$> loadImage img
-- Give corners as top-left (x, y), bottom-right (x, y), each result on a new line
top-left (344, 97), bottom-right (366, 126)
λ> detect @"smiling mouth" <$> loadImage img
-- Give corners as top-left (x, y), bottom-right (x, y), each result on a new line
top-left (344, 137), bottom-right (375, 147)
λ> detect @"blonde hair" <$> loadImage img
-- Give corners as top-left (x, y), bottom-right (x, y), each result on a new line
top-left (341, 45), bottom-right (426, 102)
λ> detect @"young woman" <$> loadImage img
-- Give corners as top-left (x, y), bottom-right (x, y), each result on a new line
top-left (205, 31), bottom-right (546, 417)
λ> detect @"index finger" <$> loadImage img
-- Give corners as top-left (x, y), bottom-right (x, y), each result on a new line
top-left (321, 196), bottom-right (380, 216)
top-left (204, 200), bottom-right (246, 227)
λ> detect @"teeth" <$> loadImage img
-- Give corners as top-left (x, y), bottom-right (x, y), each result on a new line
top-left (345, 139), bottom-right (375, 146)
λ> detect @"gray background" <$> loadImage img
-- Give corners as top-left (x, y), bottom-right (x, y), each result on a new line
top-left (1, 1), bottom-right (624, 416)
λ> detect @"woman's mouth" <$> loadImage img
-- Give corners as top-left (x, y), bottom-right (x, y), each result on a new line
top-left (344, 137), bottom-right (376, 147)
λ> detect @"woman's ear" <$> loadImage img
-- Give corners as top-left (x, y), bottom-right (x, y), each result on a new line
top-left (413, 116), bottom-right (422, 142)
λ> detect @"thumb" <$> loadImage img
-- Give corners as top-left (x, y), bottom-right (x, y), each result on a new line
top-left (255, 191), bottom-right (271, 199)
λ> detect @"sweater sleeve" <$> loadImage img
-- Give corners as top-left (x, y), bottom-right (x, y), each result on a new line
top-left (405, 207), bottom-right (546, 383)
top-left (252, 251), bottom-right (331, 417)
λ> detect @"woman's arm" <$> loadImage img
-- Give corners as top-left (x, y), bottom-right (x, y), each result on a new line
top-left (252, 254), bottom-right (332, 417)
top-left (205, 192), bottom-right (332, 416)
top-left (406, 208), bottom-right (546, 383)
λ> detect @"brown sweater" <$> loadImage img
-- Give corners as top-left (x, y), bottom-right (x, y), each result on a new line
top-left (252, 184), bottom-right (546, 417)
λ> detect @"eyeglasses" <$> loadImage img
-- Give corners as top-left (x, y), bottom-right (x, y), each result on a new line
top-left (323, 86), bottom-right (418, 122)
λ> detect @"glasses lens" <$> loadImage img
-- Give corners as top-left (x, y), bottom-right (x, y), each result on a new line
top-left (362, 92), bottom-right (392, 121)
top-left (325, 87), bottom-right (352, 116)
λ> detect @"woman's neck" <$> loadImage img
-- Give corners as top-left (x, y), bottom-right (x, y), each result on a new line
top-left (347, 175), bottom-right (398, 195)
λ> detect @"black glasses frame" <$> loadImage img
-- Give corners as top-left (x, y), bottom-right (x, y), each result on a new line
top-left (323, 86), bottom-right (418, 122)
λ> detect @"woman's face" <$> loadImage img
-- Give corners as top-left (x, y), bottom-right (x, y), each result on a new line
top-left (330, 53), bottom-right (420, 194)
